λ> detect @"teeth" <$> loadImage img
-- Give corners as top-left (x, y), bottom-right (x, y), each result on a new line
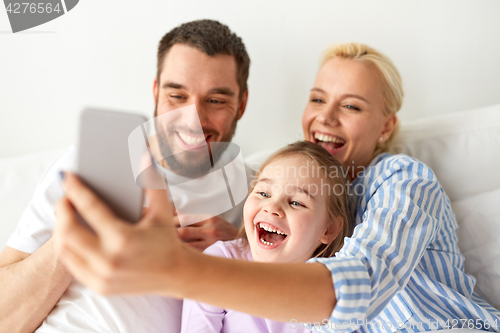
top-left (260, 236), bottom-right (275, 246)
top-left (258, 223), bottom-right (286, 236)
top-left (314, 133), bottom-right (345, 144)
top-left (178, 132), bottom-right (205, 145)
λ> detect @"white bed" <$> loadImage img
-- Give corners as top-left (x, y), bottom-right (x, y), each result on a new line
top-left (1, 103), bottom-right (499, 327)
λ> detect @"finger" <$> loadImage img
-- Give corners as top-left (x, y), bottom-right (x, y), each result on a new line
top-left (54, 196), bottom-right (110, 273)
top-left (177, 226), bottom-right (212, 241)
top-left (177, 226), bottom-right (201, 241)
top-left (145, 188), bottom-right (174, 226)
top-left (177, 213), bottom-right (213, 227)
top-left (54, 196), bottom-right (94, 251)
top-left (59, 245), bottom-right (109, 294)
top-left (63, 173), bottom-right (120, 234)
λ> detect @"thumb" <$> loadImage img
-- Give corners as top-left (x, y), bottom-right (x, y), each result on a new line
top-left (64, 172), bottom-right (120, 235)
top-left (144, 188), bottom-right (175, 226)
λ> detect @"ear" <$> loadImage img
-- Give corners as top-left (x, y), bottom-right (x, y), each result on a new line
top-left (380, 114), bottom-right (398, 141)
top-left (153, 78), bottom-right (159, 117)
top-left (237, 90), bottom-right (248, 120)
top-left (319, 218), bottom-right (342, 245)
top-left (153, 78), bottom-right (159, 104)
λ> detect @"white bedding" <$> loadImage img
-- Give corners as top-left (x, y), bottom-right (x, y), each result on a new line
top-left (1, 103), bottom-right (499, 331)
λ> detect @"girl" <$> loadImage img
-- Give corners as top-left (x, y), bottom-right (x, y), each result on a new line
top-left (181, 140), bottom-right (353, 333)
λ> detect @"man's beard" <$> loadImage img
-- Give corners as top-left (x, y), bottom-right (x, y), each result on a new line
top-left (154, 108), bottom-right (238, 179)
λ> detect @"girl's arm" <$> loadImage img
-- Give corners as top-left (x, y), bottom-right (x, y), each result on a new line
top-left (53, 173), bottom-right (336, 323)
top-left (179, 251), bottom-right (335, 323)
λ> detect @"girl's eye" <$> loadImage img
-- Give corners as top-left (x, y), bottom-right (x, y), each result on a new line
top-left (344, 105), bottom-right (361, 111)
top-left (290, 201), bottom-right (305, 208)
top-left (257, 191), bottom-right (270, 198)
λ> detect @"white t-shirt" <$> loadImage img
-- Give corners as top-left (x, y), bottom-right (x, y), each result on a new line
top-left (6, 145), bottom-right (249, 333)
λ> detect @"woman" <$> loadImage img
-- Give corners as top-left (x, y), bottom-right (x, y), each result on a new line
top-left (55, 43), bottom-right (500, 332)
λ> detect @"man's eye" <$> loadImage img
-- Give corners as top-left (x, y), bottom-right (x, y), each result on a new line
top-left (209, 99), bottom-right (225, 104)
top-left (344, 105), bottom-right (361, 111)
top-left (257, 191), bottom-right (270, 198)
top-left (290, 201), bottom-right (305, 208)
top-left (170, 95), bottom-right (184, 99)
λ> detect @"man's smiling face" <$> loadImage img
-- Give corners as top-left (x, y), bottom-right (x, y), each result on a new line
top-left (153, 44), bottom-right (247, 176)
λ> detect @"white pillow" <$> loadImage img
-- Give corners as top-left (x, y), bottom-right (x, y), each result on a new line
top-left (452, 188), bottom-right (500, 310)
top-left (0, 149), bottom-right (61, 250)
top-left (393, 103), bottom-right (500, 202)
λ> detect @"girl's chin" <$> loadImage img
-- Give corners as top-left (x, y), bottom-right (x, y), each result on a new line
top-left (250, 247), bottom-right (281, 263)
top-left (252, 255), bottom-right (275, 263)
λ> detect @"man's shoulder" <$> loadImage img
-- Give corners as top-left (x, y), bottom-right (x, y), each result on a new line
top-left (34, 145), bottom-right (78, 193)
top-left (42, 145), bottom-right (78, 175)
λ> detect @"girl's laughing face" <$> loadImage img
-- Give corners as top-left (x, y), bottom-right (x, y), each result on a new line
top-left (243, 156), bottom-right (335, 263)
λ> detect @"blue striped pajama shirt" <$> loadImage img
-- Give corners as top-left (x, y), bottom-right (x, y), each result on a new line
top-left (308, 153), bottom-right (500, 333)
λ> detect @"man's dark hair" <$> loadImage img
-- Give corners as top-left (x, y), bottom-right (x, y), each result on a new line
top-left (157, 20), bottom-right (250, 100)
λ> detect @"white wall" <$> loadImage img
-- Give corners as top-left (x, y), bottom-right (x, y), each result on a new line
top-left (1, 0), bottom-right (500, 159)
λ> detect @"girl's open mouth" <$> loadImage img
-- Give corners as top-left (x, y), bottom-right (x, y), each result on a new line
top-left (255, 222), bottom-right (288, 249)
top-left (312, 131), bottom-right (346, 154)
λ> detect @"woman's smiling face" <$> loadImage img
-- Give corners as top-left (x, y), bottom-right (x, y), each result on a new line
top-left (302, 57), bottom-right (397, 178)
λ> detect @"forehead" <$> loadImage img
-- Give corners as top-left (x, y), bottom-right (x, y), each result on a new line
top-left (315, 57), bottom-right (383, 99)
top-left (160, 44), bottom-right (239, 93)
top-left (260, 156), bottom-right (325, 186)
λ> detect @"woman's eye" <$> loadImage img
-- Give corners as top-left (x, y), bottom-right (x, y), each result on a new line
top-left (311, 98), bottom-right (324, 103)
top-left (257, 191), bottom-right (270, 198)
top-left (290, 201), bottom-right (305, 208)
top-left (344, 105), bottom-right (361, 111)
top-left (170, 95), bottom-right (184, 99)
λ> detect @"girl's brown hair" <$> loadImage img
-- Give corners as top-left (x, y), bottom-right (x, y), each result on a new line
top-left (239, 141), bottom-right (353, 258)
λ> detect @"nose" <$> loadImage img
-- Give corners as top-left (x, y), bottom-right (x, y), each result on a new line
top-left (175, 101), bottom-right (209, 136)
top-left (316, 105), bottom-right (340, 127)
top-left (263, 202), bottom-right (284, 218)
top-left (177, 103), bottom-right (204, 131)
top-left (193, 100), bottom-right (210, 128)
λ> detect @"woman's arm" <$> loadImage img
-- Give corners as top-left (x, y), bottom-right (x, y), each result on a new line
top-left (311, 155), bottom-right (443, 328)
top-left (54, 173), bottom-right (336, 323)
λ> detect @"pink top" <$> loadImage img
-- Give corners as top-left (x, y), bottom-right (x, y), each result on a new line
top-left (181, 240), bottom-right (316, 333)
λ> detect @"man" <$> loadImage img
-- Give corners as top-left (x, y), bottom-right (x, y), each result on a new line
top-left (0, 19), bottom-right (250, 332)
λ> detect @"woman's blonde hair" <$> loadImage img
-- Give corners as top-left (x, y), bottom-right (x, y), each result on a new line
top-left (238, 141), bottom-right (353, 258)
top-left (322, 43), bottom-right (404, 156)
